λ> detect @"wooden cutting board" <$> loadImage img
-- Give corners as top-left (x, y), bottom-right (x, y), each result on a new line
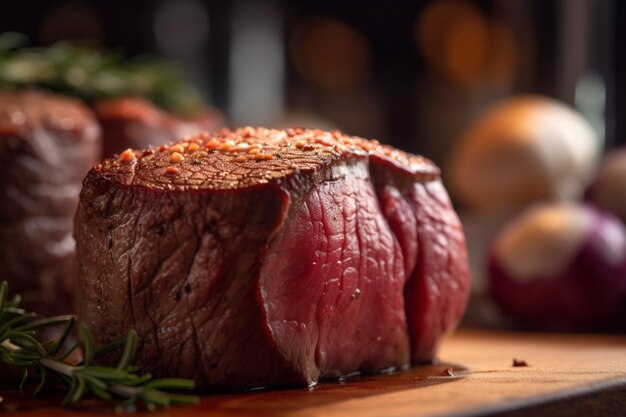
top-left (2, 329), bottom-right (626, 416)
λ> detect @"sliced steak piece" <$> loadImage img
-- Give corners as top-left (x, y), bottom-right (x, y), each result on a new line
top-left (93, 96), bottom-right (224, 158)
top-left (75, 127), bottom-right (469, 389)
top-left (0, 89), bottom-right (101, 314)
top-left (369, 154), bottom-right (471, 363)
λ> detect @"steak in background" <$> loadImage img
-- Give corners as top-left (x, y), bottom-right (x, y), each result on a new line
top-left (93, 96), bottom-right (224, 158)
top-left (0, 89), bottom-right (101, 315)
top-left (75, 127), bottom-right (470, 389)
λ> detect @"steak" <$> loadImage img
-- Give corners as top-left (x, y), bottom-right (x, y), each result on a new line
top-left (0, 89), bottom-right (101, 315)
top-left (75, 127), bottom-right (470, 389)
top-left (93, 97), bottom-right (224, 158)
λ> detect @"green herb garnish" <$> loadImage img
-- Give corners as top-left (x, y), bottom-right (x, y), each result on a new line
top-left (0, 32), bottom-right (203, 115)
top-left (0, 280), bottom-right (200, 410)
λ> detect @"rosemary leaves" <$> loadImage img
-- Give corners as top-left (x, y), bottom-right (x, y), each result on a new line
top-left (0, 33), bottom-right (203, 116)
top-left (0, 280), bottom-right (199, 410)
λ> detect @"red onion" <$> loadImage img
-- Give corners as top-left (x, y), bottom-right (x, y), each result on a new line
top-left (488, 202), bottom-right (626, 330)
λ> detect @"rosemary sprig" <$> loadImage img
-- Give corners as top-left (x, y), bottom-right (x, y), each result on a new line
top-left (0, 32), bottom-right (204, 115)
top-left (0, 280), bottom-right (200, 410)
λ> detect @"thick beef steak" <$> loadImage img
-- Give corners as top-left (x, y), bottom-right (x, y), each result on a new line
top-left (0, 89), bottom-right (101, 314)
top-left (93, 97), bottom-right (223, 158)
top-left (75, 127), bottom-right (470, 389)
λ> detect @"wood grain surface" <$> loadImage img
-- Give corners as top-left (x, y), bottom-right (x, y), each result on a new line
top-left (2, 329), bottom-right (626, 416)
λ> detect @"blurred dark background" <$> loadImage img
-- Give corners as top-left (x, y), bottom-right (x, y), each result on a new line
top-left (0, 0), bottom-right (619, 166)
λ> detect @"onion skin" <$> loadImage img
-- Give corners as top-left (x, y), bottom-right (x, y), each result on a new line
top-left (585, 147), bottom-right (626, 224)
top-left (448, 95), bottom-right (599, 212)
top-left (488, 203), bottom-right (626, 331)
